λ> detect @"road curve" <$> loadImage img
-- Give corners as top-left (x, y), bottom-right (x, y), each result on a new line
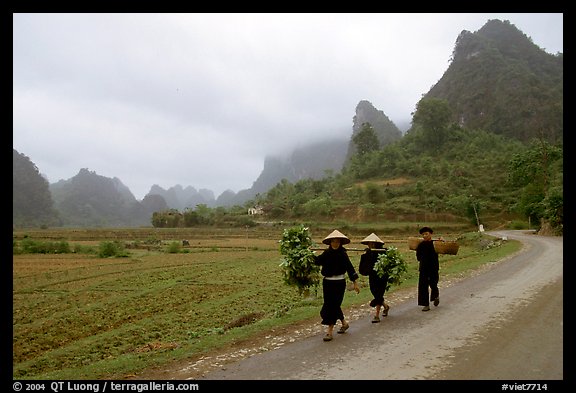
top-left (197, 230), bottom-right (563, 381)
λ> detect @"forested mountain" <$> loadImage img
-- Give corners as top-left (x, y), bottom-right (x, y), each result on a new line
top-left (49, 168), bottom-right (153, 227)
top-left (424, 19), bottom-right (562, 143)
top-left (250, 19), bottom-right (563, 233)
top-left (13, 149), bottom-right (60, 227)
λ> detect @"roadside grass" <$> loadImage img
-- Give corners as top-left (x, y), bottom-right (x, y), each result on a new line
top-left (12, 227), bottom-right (521, 379)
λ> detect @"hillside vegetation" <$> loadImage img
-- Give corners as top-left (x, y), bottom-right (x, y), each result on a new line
top-left (255, 121), bottom-right (562, 233)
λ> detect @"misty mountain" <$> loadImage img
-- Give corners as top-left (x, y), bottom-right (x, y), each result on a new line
top-left (217, 137), bottom-right (350, 206)
top-left (147, 184), bottom-right (216, 210)
top-left (140, 194), bottom-right (169, 215)
top-left (138, 135), bottom-right (352, 208)
top-left (216, 100), bottom-right (399, 207)
top-left (49, 168), bottom-right (153, 227)
top-left (345, 100), bottom-right (403, 162)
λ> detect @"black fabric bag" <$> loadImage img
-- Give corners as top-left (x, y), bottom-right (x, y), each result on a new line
top-left (358, 256), bottom-right (373, 276)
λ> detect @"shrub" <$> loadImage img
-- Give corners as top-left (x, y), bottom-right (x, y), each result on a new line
top-left (98, 241), bottom-right (129, 258)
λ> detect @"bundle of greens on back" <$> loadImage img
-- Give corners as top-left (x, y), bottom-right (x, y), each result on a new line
top-left (278, 225), bottom-right (320, 296)
top-left (373, 246), bottom-right (408, 291)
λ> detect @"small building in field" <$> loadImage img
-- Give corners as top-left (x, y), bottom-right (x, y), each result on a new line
top-left (248, 206), bottom-right (264, 215)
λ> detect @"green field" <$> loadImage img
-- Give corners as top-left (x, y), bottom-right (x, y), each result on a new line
top-left (12, 225), bottom-right (521, 379)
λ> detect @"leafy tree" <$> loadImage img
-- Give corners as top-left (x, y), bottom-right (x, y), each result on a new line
top-left (542, 187), bottom-right (563, 233)
top-left (346, 150), bottom-right (383, 180)
top-left (151, 209), bottom-right (182, 227)
top-left (352, 122), bottom-right (380, 156)
top-left (411, 98), bottom-right (452, 151)
top-left (194, 204), bottom-right (214, 225)
top-left (301, 195), bottom-right (333, 217)
top-left (182, 209), bottom-right (203, 226)
top-left (508, 139), bottom-right (563, 230)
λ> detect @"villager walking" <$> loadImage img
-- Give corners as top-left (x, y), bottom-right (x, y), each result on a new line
top-left (314, 230), bottom-right (360, 341)
top-left (358, 233), bottom-right (390, 323)
top-left (416, 226), bottom-right (440, 311)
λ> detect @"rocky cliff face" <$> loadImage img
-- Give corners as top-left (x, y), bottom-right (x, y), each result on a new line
top-left (345, 100), bottom-right (402, 162)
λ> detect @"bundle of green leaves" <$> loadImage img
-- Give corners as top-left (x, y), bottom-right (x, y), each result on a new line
top-left (279, 225), bottom-right (320, 295)
top-left (373, 246), bottom-right (408, 291)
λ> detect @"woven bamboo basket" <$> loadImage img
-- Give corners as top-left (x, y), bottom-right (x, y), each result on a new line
top-left (408, 237), bottom-right (422, 251)
top-left (407, 237), bottom-right (459, 255)
top-left (433, 241), bottom-right (459, 255)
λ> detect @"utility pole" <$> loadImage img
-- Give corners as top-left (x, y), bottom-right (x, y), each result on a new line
top-left (470, 195), bottom-right (480, 229)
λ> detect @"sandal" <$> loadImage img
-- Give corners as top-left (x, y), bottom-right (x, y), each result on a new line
top-left (323, 333), bottom-right (333, 341)
top-left (371, 316), bottom-right (380, 323)
top-left (382, 303), bottom-right (390, 317)
top-left (337, 322), bottom-right (350, 334)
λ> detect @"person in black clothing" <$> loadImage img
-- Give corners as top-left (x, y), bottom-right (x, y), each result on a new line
top-left (416, 226), bottom-right (440, 311)
top-left (359, 233), bottom-right (390, 323)
top-left (314, 229), bottom-right (360, 341)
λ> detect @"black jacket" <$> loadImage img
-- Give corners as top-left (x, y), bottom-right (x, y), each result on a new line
top-left (416, 240), bottom-right (439, 273)
top-left (315, 246), bottom-right (359, 281)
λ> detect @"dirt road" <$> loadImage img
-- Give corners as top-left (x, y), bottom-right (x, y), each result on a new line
top-left (140, 231), bottom-right (564, 380)
top-left (141, 230), bottom-right (563, 382)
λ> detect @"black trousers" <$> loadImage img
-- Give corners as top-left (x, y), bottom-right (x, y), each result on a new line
top-left (418, 270), bottom-right (439, 306)
top-left (320, 278), bottom-right (346, 325)
top-left (369, 273), bottom-right (388, 307)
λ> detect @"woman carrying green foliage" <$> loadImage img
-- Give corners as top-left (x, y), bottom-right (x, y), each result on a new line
top-left (314, 230), bottom-right (360, 342)
top-left (359, 233), bottom-right (390, 323)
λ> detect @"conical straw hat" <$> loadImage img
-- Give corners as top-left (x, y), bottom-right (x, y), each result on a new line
top-left (361, 233), bottom-right (385, 245)
top-left (322, 229), bottom-right (350, 245)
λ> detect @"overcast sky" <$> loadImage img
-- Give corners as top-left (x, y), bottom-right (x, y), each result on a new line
top-left (13, 13), bottom-right (563, 200)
